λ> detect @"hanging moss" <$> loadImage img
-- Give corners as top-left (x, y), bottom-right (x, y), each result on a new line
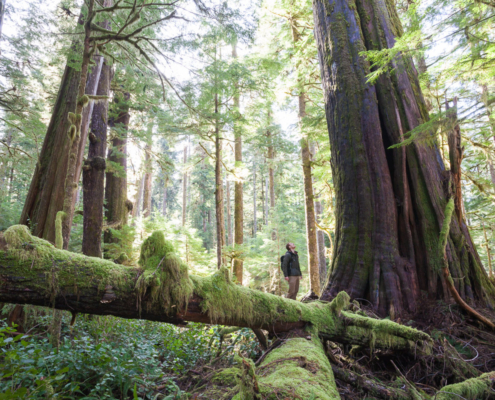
top-left (2, 225), bottom-right (135, 300)
top-left (55, 211), bottom-right (66, 249)
top-left (135, 231), bottom-right (193, 314)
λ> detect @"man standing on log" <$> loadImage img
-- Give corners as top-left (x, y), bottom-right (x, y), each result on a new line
top-left (282, 243), bottom-right (302, 300)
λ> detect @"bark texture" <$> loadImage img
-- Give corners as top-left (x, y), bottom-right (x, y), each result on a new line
top-left (104, 93), bottom-right (130, 248)
top-left (312, 0), bottom-right (495, 315)
top-left (82, 59), bottom-right (111, 257)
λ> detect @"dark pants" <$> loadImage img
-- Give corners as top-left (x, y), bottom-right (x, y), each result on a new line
top-left (288, 276), bottom-right (300, 300)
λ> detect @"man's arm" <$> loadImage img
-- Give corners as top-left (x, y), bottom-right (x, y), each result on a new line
top-left (282, 254), bottom-right (291, 278)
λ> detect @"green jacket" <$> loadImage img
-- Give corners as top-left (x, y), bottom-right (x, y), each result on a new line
top-left (282, 251), bottom-right (301, 278)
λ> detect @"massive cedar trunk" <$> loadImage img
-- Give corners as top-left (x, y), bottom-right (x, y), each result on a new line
top-left (142, 142), bottom-right (152, 218)
top-left (82, 59), bottom-right (111, 257)
top-left (315, 197), bottom-right (327, 285)
top-left (20, 13), bottom-right (103, 244)
top-left (104, 93), bottom-right (130, 248)
top-left (312, 0), bottom-right (495, 316)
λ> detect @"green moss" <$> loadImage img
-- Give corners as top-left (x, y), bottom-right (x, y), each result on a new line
top-left (438, 198), bottom-right (455, 256)
top-left (435, 372), bottom-right (495, 400)
top-left (67, 112), bottom-right (76, 124)
top-left (138, 231), bottom-right (175, 269)
top-left (55, 211), bottom-right (66, 249)
top-left (256, 336), bottom-right (339, 399)
top-left (78, 94), bottom-right (89, 107)
top-left (211, 368), bottom-right (242, 386)
top-left (2, 225), bottom-right (136, 300)
top-left (68, 124), bottom-right (77, 141)
top-left (135, 231), bottom-right (193, 314)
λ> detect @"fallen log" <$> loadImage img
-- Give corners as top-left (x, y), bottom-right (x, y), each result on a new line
top-left (0, 225), bottom-right (432, 354)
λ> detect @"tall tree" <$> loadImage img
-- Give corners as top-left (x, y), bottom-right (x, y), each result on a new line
top-left (104, 93), bottom-right (131, 250)
top-left (182, 145), bottom-right (187, 226)
top-left (82, 58), bottom-right (111, 257)
top-left (142, 141), bottom-right (153, 218)
top-left (312, 0), bottom-right (495, 316)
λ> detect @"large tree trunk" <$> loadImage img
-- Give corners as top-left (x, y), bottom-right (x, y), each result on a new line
top-left (312, 0), bottom-right (495, 315)
top-left (82, 59), bottom-right (111, 258)
top-left (142, 142), bottom-right (152, 218)
top-left (20, 11), bottom-right (104, 245)
top-left (104, 93), bottom-right (130, 249)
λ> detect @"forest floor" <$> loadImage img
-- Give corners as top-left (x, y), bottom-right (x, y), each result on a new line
top-left (179, 299), bottom-right (495, 399)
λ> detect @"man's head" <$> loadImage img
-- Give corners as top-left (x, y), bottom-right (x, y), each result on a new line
top-left (286, 243), bottom-right (295, 252)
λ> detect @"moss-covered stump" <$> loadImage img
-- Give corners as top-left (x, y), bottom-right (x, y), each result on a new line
top-left (0, 225), bottom-right (432, 353)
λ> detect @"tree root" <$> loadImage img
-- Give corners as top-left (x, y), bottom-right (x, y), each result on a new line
top-left (331, 364), bottom-right (409, 399)
top-left (439, 199), bottom-right (495, 330)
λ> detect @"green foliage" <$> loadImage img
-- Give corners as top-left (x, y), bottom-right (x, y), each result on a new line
top-left (0, 313), bottom-right (261, 399)
top-left (104, 225), bottom-right (137, 265)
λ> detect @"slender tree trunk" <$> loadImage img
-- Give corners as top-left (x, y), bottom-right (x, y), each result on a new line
top-left (133, 175), bottom-right (144, 219)
top-left (267, 120), bottom-right (276, 241)
top-left (0, 131), bottom-right (12, 196)
top-left (482, 222), bottom-right (493, 279)
top-left (299, 94), bottom-right (320, 295)
top-left (162, 176), bottom-right (168, 216)
top-left (215, 92), bottom-right (225, 268)
top-left (312, 0), bottom-right (495, 316)
top-left (182, 146), bottom-right (187, 226)
top-left (232, 40), bottom-right (244, 284)
top-left (82, 58), bottom-right (111, 257)
top-left (104, 93), bottom-right (130, 249)
top-left (226, 179), bottom-right (233, 246)
top-left (253, 162), bottom-right (257, 238)
top-left (142, 143), bottom-right (152, 218)
top-left (315, 199), bottom-right (327, 285)
top-left (264, 177), bottom-right (269, 225)
top-left (0, 0), bottom-right (5, 54)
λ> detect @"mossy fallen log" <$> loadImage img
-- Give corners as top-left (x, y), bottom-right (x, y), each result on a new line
top-left (435, 371), bottom-right (495, 400)
top-left (0, 225), bottom-right (432, 353)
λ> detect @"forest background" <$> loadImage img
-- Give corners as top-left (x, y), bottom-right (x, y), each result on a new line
top-left (0, 0), bottom-right (494, 398)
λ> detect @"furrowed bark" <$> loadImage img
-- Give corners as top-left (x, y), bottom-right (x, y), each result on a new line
top-left (0, 225), bottom-right (433, 354)
top-left (104, 93), bottom-right (130, 249)
top-left (20, 17), bottom-right (84, 242)
top-left (312, 0), bottom-right (495, 316)
top-left (82, 58), bottom-right (111, 258)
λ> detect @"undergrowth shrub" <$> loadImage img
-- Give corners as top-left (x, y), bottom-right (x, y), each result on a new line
top-left (0, 308), bottom-right (261, 399)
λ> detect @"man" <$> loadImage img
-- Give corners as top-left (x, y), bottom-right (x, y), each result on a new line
top-left (282, 242), bottom-right (302, 300)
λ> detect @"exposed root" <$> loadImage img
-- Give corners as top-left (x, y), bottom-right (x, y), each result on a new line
top-left (434, 371), bottom-right (495, 400)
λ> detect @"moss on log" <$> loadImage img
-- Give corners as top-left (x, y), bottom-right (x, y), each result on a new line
top-left (435, 371), bottom-right (495, 400)
top-left (0, 225), bottom-right (432, 353)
